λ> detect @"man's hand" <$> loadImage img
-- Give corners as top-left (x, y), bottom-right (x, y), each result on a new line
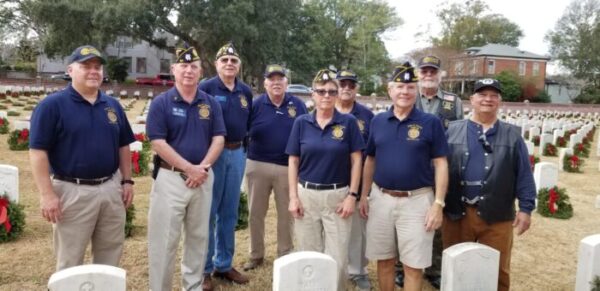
top-left (336, 195), bottom-right (356, 218)
top-left (40, 192), bottom-right (62, 223)
top-left (122, 183), bottom-right (134, 208)
top-left (289, 197), bottom-right (304, 219)
top-left (359, 197), bottom-right (369, 219)
top-left (425, 203), bottom-right (443, 232)
top-left (513, 211), bottom-right (531, 235)
top-left (184, 163), bottom-right (210, 188)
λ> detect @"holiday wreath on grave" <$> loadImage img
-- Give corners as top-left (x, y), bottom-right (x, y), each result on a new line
top-left (574, 142), bottom-right (589, 158)
top-left (537, 186), bottom-right (573, 219)
top-left (8, 128), bottom-right (29, 150)
top-left (131, 149), bottom-right (150, 177)
top-left (528, 155), bottom-right (540, 171)
top-left (0, 117), bottom-right (8, 134)
top-left (543, 143), bottom-right (558, 156)
top-left (0, 194), bottom-right (25, 243)
top-left (563, 153), bottom-right (583, 173)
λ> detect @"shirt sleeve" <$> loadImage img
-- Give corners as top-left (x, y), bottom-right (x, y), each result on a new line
top-left (146, 97), bottom-right (167, 140)
top-left (347, 116), bottom-right (365, 153)
top-left (115, 102), bottom-right (135, 147)
top-left (211, 98), bottom-right (227, 136)
top-left (285, 118), bottom-right (302, 156)
top-left (365, 118), bottom-right (377, 157)
top-left (29, 99), bottom-right (58, 150)
top-left (514, 137), bottom-right (537, 214)
top-left (430, 116), bottom-right (450, 158)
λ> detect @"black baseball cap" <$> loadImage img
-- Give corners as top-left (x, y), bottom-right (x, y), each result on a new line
top-left (68, 45), bottom-right (106, 64)
top-left (474, 78), bottom-right (502, 93)
top-left (336, 69), bottom-right (358, 82)
top-left (418, 55), bottom-right (441, 69)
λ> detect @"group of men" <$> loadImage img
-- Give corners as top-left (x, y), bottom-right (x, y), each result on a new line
top-left (29, 41), bottom-right (535, 291)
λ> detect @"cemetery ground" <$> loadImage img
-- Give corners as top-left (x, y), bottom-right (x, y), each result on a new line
top-left (0, 98), bottom-right (599, 291)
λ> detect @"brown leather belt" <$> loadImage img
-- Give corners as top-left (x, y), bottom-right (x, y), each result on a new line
top-left (53, 174), bottom-right (112, 186)
top-left (379, 186), bottom-right (432, 198)
top-left (224, 141), bottom-right (242, 150)
top-left (159, 161), bottom-right (185, 173)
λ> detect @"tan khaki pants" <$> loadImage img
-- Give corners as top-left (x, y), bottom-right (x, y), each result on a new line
top-left (52, 173), bottom-right (125, 271)
top-left (148, 169), bottom-right (213, 291)
top-left (348, 207), bottom-right (368, 276)
top-left (294, 185), bottom-right (352, 291)
top-left (245, 159), bottom-right (293, 259)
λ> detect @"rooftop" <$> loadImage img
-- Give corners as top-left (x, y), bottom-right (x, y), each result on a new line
top-left (464, 44), bottom-right (550, 60)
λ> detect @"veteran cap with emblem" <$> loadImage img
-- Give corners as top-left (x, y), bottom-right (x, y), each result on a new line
top-left (390, 62), bottom-right (418, 83)
top-left (418, 55), bottom-right (441, 69)
top-left (336, 69), bottom-right (358, 82)
top-left (68, 45), bottom-right (106, 64)
top-left (474, 78), bottom-right (502, 93)
top-left (313, 69), bottom-right (338, 83)
top-left (264, 64), bottom-right (286, 78)
top-left (216, 41), bottom-right (240, 60)
top-left (175, 43), bottom-right (200, 63)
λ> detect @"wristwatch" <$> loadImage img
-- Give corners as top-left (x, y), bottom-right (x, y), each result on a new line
top-left (434, 199), bottom-right (445, 208)
top-left (121, 179), bottom-right (135, 185)
top-left (348, 191), bottom-right (360, 201)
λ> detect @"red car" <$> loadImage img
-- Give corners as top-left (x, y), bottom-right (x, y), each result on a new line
top-left (136, 74), bottom-right (174, 86)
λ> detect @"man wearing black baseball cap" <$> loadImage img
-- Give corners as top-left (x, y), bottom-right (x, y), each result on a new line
top-left (443, 78), bottom-right (535, 291)
top-left (30, 44), bottom-right (135, 272)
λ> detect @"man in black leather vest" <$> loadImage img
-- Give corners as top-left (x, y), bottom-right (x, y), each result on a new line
top-left (443, 78), bottom-right (536, 291)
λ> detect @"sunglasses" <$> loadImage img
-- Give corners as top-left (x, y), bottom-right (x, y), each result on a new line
top-left (478, 134), bottom-right (493, 154)
top-left (314, 89), bottom-right (338, 97)
top-left (219, 57), bottom-right (239, 65)
top-left (340, 81), bottom-right (357, 89)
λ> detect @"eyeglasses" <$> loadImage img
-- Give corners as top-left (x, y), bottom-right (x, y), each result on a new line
top-left (314, 89), bottom-right (338, 97)
top-left (478, 134), bottom-right (493, 154)
top-left (219, 57), bottom-right (239, 65)
top-left (340, 81), bottom-right (357, 89)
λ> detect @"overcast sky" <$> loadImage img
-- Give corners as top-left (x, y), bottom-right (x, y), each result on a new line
top-left (383, 0), bottom-right (572, 71)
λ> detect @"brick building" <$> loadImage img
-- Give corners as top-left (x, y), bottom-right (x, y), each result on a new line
top-left (444, 44), bottom-right (550, 97)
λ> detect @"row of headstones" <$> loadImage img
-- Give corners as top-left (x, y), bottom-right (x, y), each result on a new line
top-left (106, 90), bottom-right (154, 99)
top-left (501, 109), bottom-right (600, 120)
top-left (0, 85), bottom-right (55, 95)
top-left (47, 235), bottom-right (600, 291)
top-left (520, 123), bottom-right (595, 156)
top-left (0, 112), bottom-right (30, 131)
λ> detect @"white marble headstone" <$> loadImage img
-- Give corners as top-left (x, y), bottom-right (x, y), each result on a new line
top-left (441, 242), bottom-right (500, 291)
top-left (0, 165), bottom-right (18, 202)
top-left (135, 116), bottom-right (146, 124)
top-left (131, 124), bottom-right (146, 134)
top-left (525, 141), bottom-right (535, 156)
top-left (12, 120), bottom-right (30, 131)
top-left (48, 264), bottom-right (126, 291)
top-left (569, 134), bottom-right (583, 149)
top-left (130, 141), bottom-right (143, 152)
top-left (273, 251), bottom-right (337, 291)
top-left (533, 162), bottom-right (558, 193)
top-left (553, 129), bottom-right (565, 146)
top-left (575, 234), bottom-right (600, 291)
top-left (529, 127), bottom-right (540, 141)
top-left (540, 134), bottom-right (554, 154)
top-left (0, 111), bottom-right (7, 119)
top-left (559, 148), bottom-right (574, 172)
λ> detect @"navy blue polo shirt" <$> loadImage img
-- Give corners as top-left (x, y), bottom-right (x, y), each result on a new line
top-left (286, 110), bottom-right (365, 185)
top-left (199, 76), bottom-right (253, 143)
top-left (30, 84), bottom-right (135, 179)
top-left (366, 107), bottom-right (448, 190)
top-left (248, 93), bottom-right (308, 166)
top-left (463, 120), bottom-right (536, 214)
top-left (146, 87), bottom-right (226, 164)
top-left (349, 101), bottom-right (375, 143)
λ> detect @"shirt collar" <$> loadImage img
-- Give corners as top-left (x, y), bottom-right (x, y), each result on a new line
top-left (386, 105), bottom-right (422, 122)
top-left (67, 83), bottom-right (107, 104)
top-left (309, 109), bottom-right (343, 126)
top-left (419, 88), bottom-right (444, 100)
top-left (262, 93), bottom-right (291, 107)
top-left (170, 86), bottom-right (206, 104)
top-left (216, 76), bottom-right (241, 93)
top-left (468, 119), bottom-right (499, 136)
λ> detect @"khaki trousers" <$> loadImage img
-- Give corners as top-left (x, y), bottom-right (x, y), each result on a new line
top-left (148, 169), bottom-right (213, 291)
top-left (245, 159), bottom-right (293, 259)
top-left (442, 206), bottom-right (514, 291)
top-left (347, 208), bottom-right (368, 276)
top-left (294, 185), bottom-right (352, 291)
top-left (52, 173), bottom-right (125, 271)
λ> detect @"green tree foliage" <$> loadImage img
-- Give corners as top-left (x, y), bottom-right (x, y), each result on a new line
top-left (496, 71), bottom-right (522, 102)
top-left (13, 0), bottom-right (399, 92)
top-left (546, 0), bottom-right (600, 86)
top-left (106, 58), bottom-right (129, 83)
top-left (574, 84), bottom-right (600, 104)
top-left (432, 0), bottom-right (523, 50)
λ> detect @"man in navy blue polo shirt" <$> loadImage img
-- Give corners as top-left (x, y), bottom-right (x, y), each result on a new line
top-left (29, 45), bottom-right (135, 271)
top-left (360, 62), bottom-right (449, 291)
top-left (335, 69), bottom-right (374, 290)
top-left (146, 44), bottom-right (226, 291)
top-left (443, 79), bottom-right (535, 291)
top-left (200, 42), bottom-right (253, 288)
top-left (242, 64), bottom-right (308, 272)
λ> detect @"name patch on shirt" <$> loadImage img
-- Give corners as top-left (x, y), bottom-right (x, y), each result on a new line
top-left (215, 95), bottom-right (227, 102)
top-left (172, 107), bottom-right (187, 117)
top-left (442, 100), bottom-right (454, 110)
top-left (407, 124), bottom-right (422, 141)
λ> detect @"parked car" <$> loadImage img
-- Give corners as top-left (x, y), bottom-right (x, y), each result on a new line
top-left (135, 74), bottom-right (174, 86)
top-left (51, 72), bottom-right (110, 83)
top-left (286, 84), bottom-right (312, 95)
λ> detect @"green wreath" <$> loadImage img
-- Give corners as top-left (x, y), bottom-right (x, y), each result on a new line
top-left (563, 153), bottom-right (583, 173)
top-left (542, 143), bottom-right (557, 156)
top-left (574, 143), bottom-right (589, 158)
top-left (125, 204), bottom-right (135, 238)
top-left (132, 149), bottom-right (150, 177)
top-left (0, 194), bottom-right (26, 243)
top-left (537, 187), bottom-right (573, 219)
top-left (7, 129), bottom-right (29, 151)
top-left (236, 191), bottom-right (249, 231)
top-left (0, 117), bottom-right (8, 134)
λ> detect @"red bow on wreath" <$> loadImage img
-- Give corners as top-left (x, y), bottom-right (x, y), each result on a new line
top-left (577, 143), bottom-right (584, 151)
top-left (17, 129), bottom-right (29, 143)
top-left (548, 188), bottom-right (559, 214)
top-left (134, 133), bottom-right (145, 142)
top-left (0, 197), bottom-right (12, 233)
top-left (132, 151), bottom-right (140, 174)
top-left (0, 119), bottom-right (4, 126)
top-left (570, 155), bottom-right (579, 169)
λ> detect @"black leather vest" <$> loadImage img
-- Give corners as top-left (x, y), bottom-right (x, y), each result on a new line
top-left (416, 91), bottom-right (459, 129)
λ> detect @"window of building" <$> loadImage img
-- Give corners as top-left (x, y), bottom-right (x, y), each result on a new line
top-left (470, 60), bottom-right (478, 75)
top-left (160, 59), bottom-right (170, 74)
top-left (533, 63), bottom-right (540, 76)
top-left (136, 57), bottom-right (147, 74)
top-left (487, 60), bottom-right (495, 75)
top-left (121, 57), bottom-right (132, 73)
top-left (454, 61), bottom-right (464, 76)
top-left (519, 61), bottom-right (526, 76)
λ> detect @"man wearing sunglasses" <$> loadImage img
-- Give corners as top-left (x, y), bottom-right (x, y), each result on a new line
top-left (335, 69), bottom-right (374, 291)
top-left (199, 42), bottom-right (253, 289)
top-left (443, 79), bottom-right (536, 291)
